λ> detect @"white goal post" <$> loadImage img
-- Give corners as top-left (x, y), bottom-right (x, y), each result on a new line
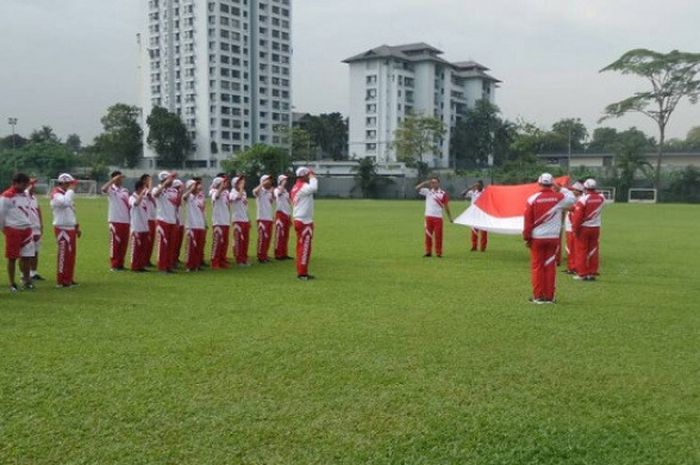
top-left (48, 179), bottom-right (98, 198)
top-left (628, 188), bottom-right (658, 204)
top-left (598, 187), bottom-right (616, 203)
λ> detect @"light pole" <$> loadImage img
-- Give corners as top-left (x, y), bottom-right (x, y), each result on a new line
top-left (8, 117), bottom-right (18, 150)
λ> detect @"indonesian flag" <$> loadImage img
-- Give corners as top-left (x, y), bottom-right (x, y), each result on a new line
top-left (455, 176), bottom-right (570, 235)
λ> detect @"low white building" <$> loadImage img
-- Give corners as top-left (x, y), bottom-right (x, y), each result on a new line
top-left (344, 43), bottom-right (500, 168)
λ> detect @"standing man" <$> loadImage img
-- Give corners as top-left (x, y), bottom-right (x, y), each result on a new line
top-left (27, 177), bottom-right (44, 281)
top-left (128, 179), bottom-right (150, 272)
top-left (562, 181), bottom-right (584, 274)
top-left (101, 171), bottom-right (130, 271)
top-left (254, 174), bottom-right (275, 263)
top-left (291, 167), bottom-right (318, 280)
top-left (230, 176), bottom-right (250, 267)
top-left (416, 177), bottom-right (453, 258)
top-left (572, 178), bottom-right (605, 281)
top-left (0, 173), bottom-right (35, 291)
top-left (274, 174), bottom-right (292, 260)
top-left (172, 179), bottom-right (186, 265)
top-left (461, 180), bottom-right (487, 252)
top-left (152, 171), bottom-right (180, 273)
top-left (50, 173), bottom-right (81, 288)
top-left (523, 173), bottom-right (575, 304)
top-left (140, 174), bottom-right (157, 267)
top-left (209, 175), bottom-right (231, 269)
top-left (184, 179), bottom-right (206, 272)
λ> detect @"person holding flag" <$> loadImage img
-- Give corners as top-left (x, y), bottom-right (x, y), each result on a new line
top-left (209, 175), bottom-right (231, 269)
top-left (416, 177), bottom-right (453, 258)
top-left (128, 179), bottom-right (150, 272)
top-left (152, 171), bottom-right (181, 273)
top-left (1, 173), bottom-right (35, 291)
top-left (572, 178), bottom-right (605, 281)
top-left (230, 175), bottom-right (250, 267)
top-left (291, 167), bottom-right (318, 280)
top-left (523, 173), bottom-right (575, 304)
top-left (274, 174), bottom-right (292, 260)
top-left (183, 179), bottom-right (207, 272)
top-left (254, 174), bottom-right (275, 263)
top-left (27, 177), bottom-right (44, 281)
top-left (461, 180), bottom-right (487, 252)
top-left (50, 173), bottom-right (81, 288)
top-left (101, 171), bottom-right (131, 271)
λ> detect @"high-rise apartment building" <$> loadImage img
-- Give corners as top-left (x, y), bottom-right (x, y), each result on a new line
top-left (344, 43), bottom-right (500, 168)
top-left (139, 0), bottom-right (292, 168)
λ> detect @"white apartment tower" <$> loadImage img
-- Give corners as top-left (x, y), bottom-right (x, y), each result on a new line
top-left (140, 0), bottom-right (292, 168)
top-left (344, 43), bottom-right (500, 168)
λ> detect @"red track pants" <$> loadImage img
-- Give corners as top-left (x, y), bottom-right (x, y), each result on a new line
top-left (174, 225), bottom-right (185, 263)
top-left (146, 220), bottom-right (156, 264)
top-left (233, 221), bottom-right (250, 265)
top-left (156, 221), bottom-right (178, 271)
top-left (130, 231), bottom-right (149, 271)
top-left (529, 238), bottom-right (559, 301)
top-left (109, 222), bottom-right (130, 269)
top-left (186, 228), bottom-right (206, 270)
top-left (424, 216), bottom-right (443, 256)
top-left (257, 220), bottom-right (273, 261)
top-left (471, 228), bottom-right (488, 251)
top-left (210, 225), bottom-right (230, 269)
top-left (575, 227), bottom-right (600, 277)
top-left (54, 227), bottom-right (77, 286)
top-left (294, 220), bottom-right (314, 276)
top-left (274, 211), bottom-right (291, 259)
top-left (565, 231), bottom-right (576, 272)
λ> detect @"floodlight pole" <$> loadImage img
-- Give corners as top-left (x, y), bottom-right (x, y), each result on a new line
top-left (8, 117), bottom-right (18, 150)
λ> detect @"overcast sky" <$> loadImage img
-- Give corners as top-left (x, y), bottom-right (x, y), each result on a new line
top-left (1, 0), bottom-right (698, 144)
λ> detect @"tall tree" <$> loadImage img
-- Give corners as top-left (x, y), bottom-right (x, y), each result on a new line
top-left (587, 127), bottom-right (620, 152)
top-left (450, 100), bottom-right (504, 168)
top-left (352, 157), bottom-right (392, 198)
top-left (600, 49), bottom-right (700, 192)
top-left (146, 106), bottom-right (193, 168)
top-left (550, 118), bottom-right (588, 152)
top-left (65, 134), bottom-right (82, 153)
top-left (685, 126), bottom-right (700, 150)
top-left (298, 113), bottom-right (348, 160)
top-left (29, 125), bottom-right (60, 144)
top-left (610, 128), bottom-right (654, 201)
top-left (94, 104), bottom-right (144, 168)
top-left (220, 144), bottom-right (290, 185)
top-left (392, 113), bottom-right (445, 165)
top-left (277, 125), bottom-right (317, 161)
top-left (0, 134), bottom-right (28, 150)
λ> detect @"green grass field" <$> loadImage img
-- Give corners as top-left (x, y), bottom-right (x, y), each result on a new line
top-left (1, 199), bottom-right (698, 465)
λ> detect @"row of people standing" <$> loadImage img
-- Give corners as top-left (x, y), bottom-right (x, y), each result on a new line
top-left (104, 167), bottom-right (319, 280)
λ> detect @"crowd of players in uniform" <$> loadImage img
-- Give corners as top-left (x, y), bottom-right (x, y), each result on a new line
top-left (2, 168), bottom-right (602, 302)
top-left (417, 173), bottom-right (605, 304)
top-left (0, 167), bottom-right (319, 291)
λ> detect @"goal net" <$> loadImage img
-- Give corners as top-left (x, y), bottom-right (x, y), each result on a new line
top-left (598, 187), bottom-right (616, 203)
top-left (48, 179), bottom-right (98, 198)
top-left (628, 188), bottom-right (657, 204)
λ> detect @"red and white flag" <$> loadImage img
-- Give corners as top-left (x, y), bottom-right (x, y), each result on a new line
top-left (455, 176), bottom-right (570, 235)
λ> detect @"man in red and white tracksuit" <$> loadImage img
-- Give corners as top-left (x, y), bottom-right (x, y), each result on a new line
top-left (184, 179), bottom-right (206, 271)
top-left (274, 174), bottom-right (292, 260)
top-left (416, 177), bottom-right (453, 258)
top-left (152, 171), bottom-right (181, 272)
top-left (101, 170), bottom-right (130, 271)
top-left (128, 179), bottom-right (150, 272)
top-left (291, 167), bottom-right (318, 280)
top-left (209, 175), bottom-right (231, 269)
top-left (462, 180), bottom-right (487, 252)
top-left (230, 176), bottom-right (250, 266)
top-left (141, 174), bottom-right (157, 267)
top-left (27, 178), bottom-right (44, 281)
top-left (1, 173), bottom-right (35, 291)
top-left (254, 174), bottom-right (275, 263)
top-left (523, 173), bottom-right (575, 304)
top-left (563, 181), bottom-right (584, 274)
top-left (572, 178), bottom-right (605, 281)
top-left (50, 173), bottom-right (81, 287)
top-left (172, 179), bottom-right (186, 265)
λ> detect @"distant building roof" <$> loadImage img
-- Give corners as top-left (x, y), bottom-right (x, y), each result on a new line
top-left (453, 60), bottom-right (490, 71)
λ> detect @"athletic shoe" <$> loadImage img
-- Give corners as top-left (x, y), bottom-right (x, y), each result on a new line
top-left (423, 254), bottom-right (432, 258)
top-left (562, 269), bottom-right (574, 275)
top-left (133, 269), bottom-right (149, 273)
top-left (258, 259), bottom-right (271, 264)
top-left (573, 275), bottom-right (585, 280)
top-left (70, 281), bottom-right (79, 286)
top-left (470, 248), bottom-right (477, 252)
top-left (584, 276), bottom-right (596, 281)
top-left (541, 299), bottom-right (556, 304)
top-left (23, 282), bottom-right (35, 290)
top-left (238, 263), bottom-right (251, 268)
top-left (32, 274), bottom-right (45, 281)
top-left (110, 267), bottom-right (125, 272)
top-left (528, 297), bottom-right (544, 304)
top-left (56, 284), bottom-right (71, 288)
top-left (297, 274), bottom-right (315, 281)
top-left (9, 284), bottom-right (19, 293)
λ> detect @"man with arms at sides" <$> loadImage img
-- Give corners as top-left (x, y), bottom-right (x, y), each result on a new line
top-left (461, 180), bottom-right (487, 252)
top-left (572, 178), bottom-right (606, 281)
top-left (152, 171), bottom-right (181, 273)
top-left (50, 173), bottom-right (81, 288)
top-left (101, 171), bottom-right (131, 271)
top-left (253, 174), bottom-right (275, 263)
top-left (523, 173), bottom-right (575, 304)
top-left (183, 179), bottom-right (206, 272)
top-left (273, 174), bottom-right (293, 261)
top-left (1, 173), bottom-right (35, 291)
top-left (140, 174), bottom-right (157, 267)
top-left (27, 177), bottom-right (45, 281)
top-left (562, 181), bottom-right (584, 275)
top-left (230, 175), bottom-right (251, 267)
top-left (291, 167), bottom-right (318, 280)
top-left (128, 179), bottom-right (150, 272)
top-left (209, 174), bottom-right (231, 269)
top-left (416, 176), bottom-right (453, 258)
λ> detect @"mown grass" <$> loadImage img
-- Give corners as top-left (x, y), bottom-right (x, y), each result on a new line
top-left (0, 199), bottom-right (698, 465)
